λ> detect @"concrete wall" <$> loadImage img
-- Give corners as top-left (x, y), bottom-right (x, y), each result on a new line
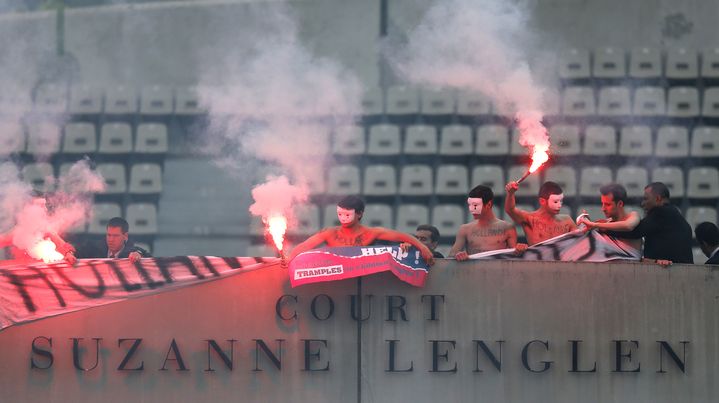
top-left (0, 260), bottom-right (717, 402)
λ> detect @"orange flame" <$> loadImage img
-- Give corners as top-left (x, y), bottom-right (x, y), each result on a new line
top-left (30, 239), bottom-right (64, 263)
top-left (267, 214), bottom-right (288, 252)
top-left (528, 144), bottom-right (549, 173)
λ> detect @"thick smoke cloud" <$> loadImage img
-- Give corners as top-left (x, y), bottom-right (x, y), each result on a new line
top-left (197, 4), bottom-right (363, 233)
top-left (388, 0), bottom-right (553, 157)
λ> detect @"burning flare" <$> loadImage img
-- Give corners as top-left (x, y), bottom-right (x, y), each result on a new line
top-left (30, 239), bottom-right (64, 263)
top-left (515, 110), bottom-right (551, 183)
top-left (528, 143), bottom-right (549, 173)
top-left (267, 214), bottom-right (288, 252)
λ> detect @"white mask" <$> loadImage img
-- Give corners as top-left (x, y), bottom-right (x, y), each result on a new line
top-left (467, 197), bottom-right (484, 215)
top-left (547, 194), bottom-right (564, 211)
top-left (336, 206), bottom-right (356, 224)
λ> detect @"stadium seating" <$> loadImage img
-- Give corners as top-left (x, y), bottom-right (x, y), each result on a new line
top-left (396, 204), bottom-right (429, 233)
top-left (432, 204), bottom-right (465, 237)
top-left (544, 166), bottom-right (577, 197)
top-left (26, 123), bottom-right (61, 155)
top-left (651, 166), bottom-right (685, 197)
top-left (562, 86), bottom-right (596, 116)
top-left (667, 87), bottom-right (700, 117)
top-left (399, 165), bottom-right (433, 196)
top-left (421, 88), bottom-right (455, 115)
top-left (548, 124), bottom-right (581, 156)
top-left (583, 125), bottom-right (617, 155)
top-left (629, 47), bottom-right (662, 79)
top-left (69, 85), bottom-right (103, 115)
top-left (88, 203), bottom-right (122, 234)
top-left (63, 123), bottom-right (97, 154)
top-left (579, 166), bottom-right (613, 197)
top-left (633, 86), bottom-right (666, 116)
top-left (361, 87), bottom-right (383, 115)
top-left (327, 165), bottom-right (361, 195)
top-left (0, 121), bottom-right (25, 155)
top-left (99, 123), bottom-right (133, 154)
top-left (129, 163), bottom-right (163, 194)
top-left (655, 126), bottom-right (689, 157)
top-left (104, 85), bottom-right (138, 115)
top-left (558, 48), bottom-right (591, 80)
top-left (619, 125), bottom-right (653, 156)
top-left (702, 47), bottom-right (719, 79)
top-left (666, 48), bottom-right (698, 80)
top-left (363, 204), bottom-right (393, 228)
top-left (333, 125), bottom-right (366, 156)
top-left (691, 126), bottom-right (719, 157)
top-left (21, 162), bottom-right (54, 193)
top-left (363, 164), bottom-right (397, 196)
top-left (404, 125), bottom-right (437, 155)
top-left (475, 125), bottom-right (509, 155)
top-left (435, 165), bottom-right (468, 196)
top-left (386, 86), bottom-right (420, 115)
top-left (593, 47), bottom-right (626, 78)
top-left (597, 86), bottom-right (631, 116)
top-left (126, 203), bottom-right (159, 235)
top-left (439, 125), bottom-right (472, 155)
top-left (96, 163), bottom-right (127, 194)
top-left (367, 124), bottom-right (401, 156)
top-left (140, 86), bottom-right (173, 115)
top-left (135, 123), bottom-right (169, 153)
top-left (457, 91), bottom-right (492, 115)
top-left (471, 165), bottom-right (505, 196)
top-left (687, 167), bottom-right (719, 198)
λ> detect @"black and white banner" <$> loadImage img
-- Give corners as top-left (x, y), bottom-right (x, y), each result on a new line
top-left (469, 230), bottom-right (642, 261)
top-left (0, 256), bottom-right (278, 332)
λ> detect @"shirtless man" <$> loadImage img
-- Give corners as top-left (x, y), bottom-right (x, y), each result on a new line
top-left (578, 183), bottom-right (642, 251)
top-left (505, 180), bottom-right (577, 245)
top-left (286, 196), bottom-right (435, 265)
top-left (449, 185), bottom-right (526, 261)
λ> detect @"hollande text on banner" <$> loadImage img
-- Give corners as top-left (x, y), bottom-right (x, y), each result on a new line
top-left (0, 256), bottom-right (277, 332)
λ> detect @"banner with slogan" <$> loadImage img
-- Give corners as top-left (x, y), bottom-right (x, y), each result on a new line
top-left (0, 256), bottom-right (278, 332)
top-left (289, 246), bottom-right (430, 288)
top-left (468, 229), bottom-right (642, 261)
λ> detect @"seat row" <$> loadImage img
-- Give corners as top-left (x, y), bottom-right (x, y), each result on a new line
top-left (561, 86), bottom-right (719, 117)
top-left (318, 164), bottom-right (719, 199)
top-left (19, 162), bottom-right (162, 194)
top-left (0, 85), bottom-right (201, 116)
top-left (74, 202), bottom-right (158, 235)
top-left (559, 47), bottom-right (719, 80)
top-left (334, 124), bottom-right (719, 158)
top-left (0, 121), bottom-right (168, 156)
top-left (251, 203), bottom-right (717, 241)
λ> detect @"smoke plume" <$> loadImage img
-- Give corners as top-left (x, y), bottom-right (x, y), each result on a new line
top-left (197, 5), bottom-right (362, 232)
top-left (388, 0), bottom-right (552, 158)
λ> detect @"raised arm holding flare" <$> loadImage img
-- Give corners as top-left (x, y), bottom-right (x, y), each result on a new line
top-left (286, 196), bottom-right (435, 265)
top-left (504, 180), bottom-right (576, 245)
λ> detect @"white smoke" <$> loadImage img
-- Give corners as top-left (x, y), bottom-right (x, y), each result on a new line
top-left (1, 159), bottom-right (105, 259)
top-left (388, 0), bottom-right (552, 156)
top-left (197, 5), bottom-right (363, 232)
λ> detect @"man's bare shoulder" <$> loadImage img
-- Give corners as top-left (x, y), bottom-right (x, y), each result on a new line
top-left (496, 218), bottom-right (516, 230)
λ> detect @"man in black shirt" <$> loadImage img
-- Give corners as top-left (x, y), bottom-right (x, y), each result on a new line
top-left (695, 222), bottom-right (719, 265)
top-left (605, 182), bottom-right (693, 265)
top-left (414, 225), bottom-right (445, 259)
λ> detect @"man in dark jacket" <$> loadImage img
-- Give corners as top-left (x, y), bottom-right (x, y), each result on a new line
top-left (695, 222), bottom-right (719, 265)
top-left (78, 217), bottom-right (150, 263)
top-left (605, 182), bottom-right (693, 265)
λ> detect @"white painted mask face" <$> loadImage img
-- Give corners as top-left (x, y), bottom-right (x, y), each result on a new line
top-left (336, 207), bottom-right (356, 225)
top-left (467, 198), bottom-right (484, 215)
top-left (547, 194), bottom-right (564, 211)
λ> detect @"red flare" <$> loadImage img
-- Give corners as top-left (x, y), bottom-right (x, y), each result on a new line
top-left (267, 214), bottom-right (288, 252)
top-left (30, 239), bottom-right (64, 263)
